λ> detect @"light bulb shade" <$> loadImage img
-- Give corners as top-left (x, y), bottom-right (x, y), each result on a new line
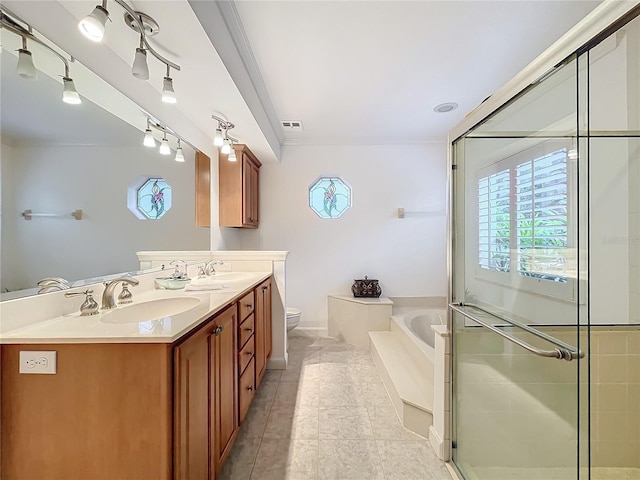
top-left (214, 128), bottom-right (224, 147)
top-left (227, 150), bottom-right (237, 162)
top-left (162, 77), bottom-right (176, 104)
top-left (143, 129), bottom-right (156, 147)
top-left (17, 49), bottom-right (37, 79)
top-left (78, 5), bottom-right (109, 42)
top-left (132, 48), bottom-right (149, 80)
top-left (221, 139), bottom-right (231, 155)
top-left (159, 138), bottom-right (171, 155)
top-left (175, 147), bottom-right (185, 163)
top-left (62, 77), bottom-right (81, 105)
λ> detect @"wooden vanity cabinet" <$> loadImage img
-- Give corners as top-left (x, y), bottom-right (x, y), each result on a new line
top-left (219, 144), bottom-right (261, 228)
top-left (174, 303), bottom-right (238, 480)
top-left (255, 277), bottom-right (273, 387)
top-left (237, 290), bottom-right (256, 424)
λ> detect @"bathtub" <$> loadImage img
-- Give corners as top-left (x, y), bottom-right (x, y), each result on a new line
top-left (391, 308), bottom-right (446, 364)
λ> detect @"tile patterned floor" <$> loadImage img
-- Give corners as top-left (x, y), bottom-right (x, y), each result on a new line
top-left (220, 334), bottom-right (453, 480)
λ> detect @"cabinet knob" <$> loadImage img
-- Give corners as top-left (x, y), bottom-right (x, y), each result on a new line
top-left (262, 286), bottom-right (268, 291)
top-left (246, 351), bottom-right (253, 355)
top-left (245, 327), bottom-right (253, 332)
top-left (246, 303), bottom-right (253, 309)
top-left (247, 386), bottom-right (253, 391)
top-left (212, 325), bottom-right (224, 336)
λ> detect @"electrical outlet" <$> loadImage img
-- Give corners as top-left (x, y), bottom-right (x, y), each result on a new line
top-left (19, 351), bottom-right (57, 374)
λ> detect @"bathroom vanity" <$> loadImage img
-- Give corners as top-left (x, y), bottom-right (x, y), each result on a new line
top-left (0, 265), bottom-right (280, 480)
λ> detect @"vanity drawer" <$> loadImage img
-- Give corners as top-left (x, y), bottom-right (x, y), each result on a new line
top-left (238, 334), bottom-right (255, 375)
top-left (238, 314), bottom-right (255, 348)
top-left (238, 291), bottom-right (255, 321)
top-left (238, 358), bottom-right (255, 423)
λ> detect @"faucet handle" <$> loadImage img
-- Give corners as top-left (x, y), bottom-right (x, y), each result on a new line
top-left (65, 289), bottom-right (99, 316)
top-left (118, 284), bottom-right (134, 304)
top-left (197, 264), bottom-right (207, 278)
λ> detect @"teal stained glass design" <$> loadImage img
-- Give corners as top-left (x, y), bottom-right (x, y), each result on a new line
top-left (308, 176), bottom-right (352, 218)
top-left (137, 178), bottom-right (172, 219)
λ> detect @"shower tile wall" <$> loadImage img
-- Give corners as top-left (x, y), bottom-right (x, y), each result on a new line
top-left (455, 327), bottom-right (640, 471)
top-left (591, 328), bottom-right (640, 468)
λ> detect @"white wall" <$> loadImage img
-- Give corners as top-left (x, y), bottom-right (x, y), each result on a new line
top-left (0, 142), bottom-right (210, 292)
top-left (223, 144), bottom-right (447, 328)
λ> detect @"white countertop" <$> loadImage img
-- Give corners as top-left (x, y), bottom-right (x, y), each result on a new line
top-left (0, 272), bottom-right (270, 344)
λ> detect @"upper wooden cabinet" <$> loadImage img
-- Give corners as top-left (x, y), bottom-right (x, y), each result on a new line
top-left (195, 151), bottom-right (211, 227)
top-left (219, 144), bottom-right (261, 228)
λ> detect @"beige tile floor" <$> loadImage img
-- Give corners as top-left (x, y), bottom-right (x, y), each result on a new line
top-left (220, 334), bottom-right (453, 480)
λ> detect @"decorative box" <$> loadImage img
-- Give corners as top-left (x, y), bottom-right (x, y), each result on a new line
top-left (351, 275), bottom-right (382, 298)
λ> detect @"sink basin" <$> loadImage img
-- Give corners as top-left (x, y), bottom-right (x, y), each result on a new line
top-left (208, 272), bottom-right (255, 283)
top-left (100, 297), bottom-right (202, 324)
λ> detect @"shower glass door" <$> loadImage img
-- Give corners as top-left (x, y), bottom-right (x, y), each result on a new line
top-left (450, 52), bottom-right (589, 479)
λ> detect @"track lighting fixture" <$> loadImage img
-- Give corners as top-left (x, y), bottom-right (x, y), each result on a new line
top-left (175, 140), bottom-right (185, 163)
top-left (78, 2), bottom-right (109, 42)
top-left (214, 126), bottom-right (224, 147)
top-left (2, 7), bottom-right (81, 105)
top-left (62, 78), bottom-right (81, 105)
top-left (78, 0), bottom-right (181, 104)
top-left (143, 115), bottom-right (189, 162)
top-left (221, 138), bottom-right (232, 155)
top-left (162, 66), bottom-right (176, 104)
top-left (17, 46), bottom-right (37, 79)
top-left (211, 115), bottom-right (239, 161)
top-left (159, 133), bottom-right (171, 155)
top-left (143, 120), bottom-right (156, 147)
top-left (132, 35), bottom-right (149, 80)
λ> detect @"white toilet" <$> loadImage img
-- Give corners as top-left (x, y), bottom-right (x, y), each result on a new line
top-left (286, 308), bottom-right (301, 332)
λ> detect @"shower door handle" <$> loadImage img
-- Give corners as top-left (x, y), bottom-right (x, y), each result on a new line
top-left (449, 303), bottom-right (583, 361)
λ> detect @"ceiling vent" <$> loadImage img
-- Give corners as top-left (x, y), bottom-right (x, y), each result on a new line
top-left (281, 120), bottom-right (303, 131)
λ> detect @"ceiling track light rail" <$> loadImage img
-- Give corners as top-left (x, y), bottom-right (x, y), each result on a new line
top-left (79, 0), bottom-right (181, 104)
top-left (0, 6), bottom-right (81, 104)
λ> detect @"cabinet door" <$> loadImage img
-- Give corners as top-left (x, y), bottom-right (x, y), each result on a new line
top-left (255, 278), bottom-right (272, 387)
top-left (242, 155), bottom-right (259, 227)
top-left (174, 328), bottom-right (211, 480)
top-left (195, 151), bottom-right (211, 227)
top-left (211, 305), bottom-right (238, 475)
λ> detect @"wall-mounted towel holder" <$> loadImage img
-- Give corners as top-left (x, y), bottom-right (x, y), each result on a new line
top-left (22, 209), bottom-right (83, 220)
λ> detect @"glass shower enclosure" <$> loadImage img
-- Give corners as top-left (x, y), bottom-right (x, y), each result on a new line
top-left (450, 8), bottom-right (640, 480)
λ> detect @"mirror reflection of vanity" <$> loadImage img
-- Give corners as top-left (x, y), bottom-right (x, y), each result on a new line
top-left (0, 23), bottom-right (210, 300)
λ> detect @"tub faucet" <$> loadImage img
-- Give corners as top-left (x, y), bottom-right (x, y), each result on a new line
top-left (37, 277), bottom-right (71, 294)
top-left (102, 277), bottom-right (140, 309)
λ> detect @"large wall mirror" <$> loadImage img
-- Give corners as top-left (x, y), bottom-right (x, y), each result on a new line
top-left (0, 23), bottom-right (210, 300)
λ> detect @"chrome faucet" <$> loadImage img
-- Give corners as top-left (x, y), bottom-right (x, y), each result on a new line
top-left (204, 260), bottom-right (224, 276)
top-left (101, 277), bottom-right (140, 309)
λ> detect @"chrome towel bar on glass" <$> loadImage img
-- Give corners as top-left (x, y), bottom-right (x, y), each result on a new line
top-left (449, 302), bottom-right (584, 361)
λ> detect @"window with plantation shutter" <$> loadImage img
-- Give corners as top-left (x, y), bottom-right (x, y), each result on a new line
top-left (515, 150), bottom-right (568, 282)
top-left (477, 145), bottom-right (570, 287)
top-left (478, 169), bottom-right (511, 272)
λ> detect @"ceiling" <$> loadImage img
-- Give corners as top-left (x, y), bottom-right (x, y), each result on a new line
top-left (2, 1), bottom-right (602, 161)
top-left (228, 0), bottom-right (601, 145)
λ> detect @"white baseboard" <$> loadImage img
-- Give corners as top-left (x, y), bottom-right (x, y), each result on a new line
top-left (429, 425), bottom-right (448, 461)
top-left (267, 354), bottom-right (287, 370)
top-left (289, 327), bottom-right (329, 337)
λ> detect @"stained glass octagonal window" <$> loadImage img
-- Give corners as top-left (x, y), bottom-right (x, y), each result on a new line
top-left (308, 176), bottom-right (351, 219)
top-left (127, 177), bottom-right (172, 220)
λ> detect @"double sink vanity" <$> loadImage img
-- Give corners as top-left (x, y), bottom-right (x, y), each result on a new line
top-left (0, 252), bottom-right (287, 480)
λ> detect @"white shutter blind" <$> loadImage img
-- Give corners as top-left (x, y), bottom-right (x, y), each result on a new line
top-left (515, 149), bottom-right (568, 282)
top-left (478, 169), bottom-right (511, 272)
